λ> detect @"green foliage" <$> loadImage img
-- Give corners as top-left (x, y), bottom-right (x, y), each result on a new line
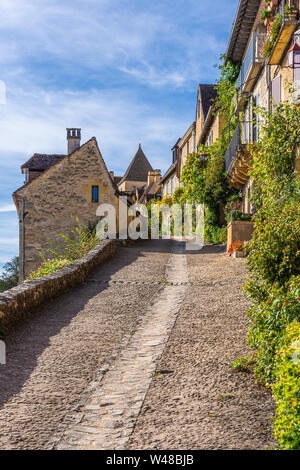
top-left (249, 102), bottom-right (300, 209)
top-left (215, 55), bottom-right (240, 122)
top-left (28, 259), bottom-right (72, 280)
top-left (226, 209), bottom-right (252, 223)
top-left (179, 55), bottom-right (241, 244)
top-left (231, 356), bottom-right (255, 372)
top-left (244, 102), bottom-right (300, 381)
top-left (39, 219), bottom-right (100, 262)
top-left (0, 257), bottom-right (19, 292)
top-left (272, 321), bottom-right (300, 450)
top-left (172, 187), bottom-right (185, 205)
top-left (29, 220), bottom-right (100, 280)
top-left (261, 15), bottom-right (282, 58)
top-left (245, 275), bottom-right (300, 384)
top-left (247, 197), bottom-right (300, 286)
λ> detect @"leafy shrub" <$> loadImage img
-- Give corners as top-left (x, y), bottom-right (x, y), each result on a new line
top-left (226, 209), bottom-right (253, 223)
top-left (39, 219), bottom-right (100, 262)
top-left (231, 356), bottom-right (255, 372)
top-left (29, 220), bottom-right (100, 280)
top-left (247, 196), bottom-right (300, 286)
top-left (28, 259), bottom-right (72, 280)
top-left (245, 275), bottom-right (300, 384)
top-left (173, 187), bottom-right (185, 205)
top-left (272, 321), bottom-right (300, 450)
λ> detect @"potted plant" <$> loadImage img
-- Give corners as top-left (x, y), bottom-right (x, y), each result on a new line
top-left (227, 240), bottom-right (247, 258)
top-left (259, 1), bottom-right (272, 25)
top-left (285, 2), bottom-right (297, 21)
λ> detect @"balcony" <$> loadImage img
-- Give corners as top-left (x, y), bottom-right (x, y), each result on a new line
top-left (225, 123), bottom-right (255, 189)
top-left (267, 0), bottom-right (298, 65)
top-left (236, 32), bottom-right (264, 95)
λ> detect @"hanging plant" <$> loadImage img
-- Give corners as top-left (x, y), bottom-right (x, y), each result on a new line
top-left (260, 14), bottom-right (282, 57)
top-left (259, 2), bottom-right (272, 25)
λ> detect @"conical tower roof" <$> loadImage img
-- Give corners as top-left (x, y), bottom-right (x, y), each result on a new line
top-left (119, 144), bottom-right (153, 185)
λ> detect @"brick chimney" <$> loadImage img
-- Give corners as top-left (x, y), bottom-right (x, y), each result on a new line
top-left (67, 128), bottom-right (81, 154)
top-left (147, 169), bottom-right (161, 186)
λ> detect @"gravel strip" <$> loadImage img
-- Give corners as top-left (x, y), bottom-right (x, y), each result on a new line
top-left (128, 246), bottom-right (276, 450)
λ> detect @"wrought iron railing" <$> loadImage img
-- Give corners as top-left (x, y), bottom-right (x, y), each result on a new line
top-left (236, 32), bottom-right (265, 92)
top-left (225, 125), bottom-right (240, 172)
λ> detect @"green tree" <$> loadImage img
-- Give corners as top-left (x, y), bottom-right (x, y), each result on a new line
top-left (0, 256), bottom-right (19, 292)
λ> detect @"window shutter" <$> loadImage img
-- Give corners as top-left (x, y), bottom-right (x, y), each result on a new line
top-left (92, 185), bottom-right (99, 203)
top-left (271, 76), bottom-right (281, 110)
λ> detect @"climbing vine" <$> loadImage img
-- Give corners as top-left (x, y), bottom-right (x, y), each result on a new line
top-left (179, 55), bottom-right (241, 243)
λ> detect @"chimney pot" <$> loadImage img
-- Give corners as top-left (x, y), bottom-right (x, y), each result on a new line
top-left (66, 128), bottom-right (81, 154)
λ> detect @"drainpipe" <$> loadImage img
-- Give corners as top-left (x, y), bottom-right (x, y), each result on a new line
top-left (18, 196), bottom-right (25, 282)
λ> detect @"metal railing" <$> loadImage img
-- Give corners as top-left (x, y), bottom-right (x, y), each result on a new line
top-left (276, 0), bottom-right (298, 18)
top-left (225, 125), bottom-right (240, 172)
top-left (236, 32), bottom-right (265, 92)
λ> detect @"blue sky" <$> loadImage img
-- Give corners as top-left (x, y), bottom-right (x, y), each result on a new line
top-left (0, 0), bottom-right (238, 266)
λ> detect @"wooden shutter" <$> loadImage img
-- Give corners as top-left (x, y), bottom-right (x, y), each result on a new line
top-left (271, 76), bottom-right (281, 110)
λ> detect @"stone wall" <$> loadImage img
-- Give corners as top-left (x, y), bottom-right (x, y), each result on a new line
top-left (0, 240), bottom-right (116, 337)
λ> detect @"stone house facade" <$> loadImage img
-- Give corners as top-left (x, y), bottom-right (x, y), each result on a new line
top-left (160, 84), bottom-right (218, 198)
top-left (13, 131), bottom-right (118, 281)
top-left (225, 0), bottom-right (300, 214)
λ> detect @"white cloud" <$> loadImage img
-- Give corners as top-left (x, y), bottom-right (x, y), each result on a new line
top-left (0, 84), bottom-right (191, 175)
top-left (0, 204), bottom-right (16, 213)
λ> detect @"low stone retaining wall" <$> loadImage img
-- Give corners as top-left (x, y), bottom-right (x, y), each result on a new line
top-left (0, 240), bottom-right (116, 337)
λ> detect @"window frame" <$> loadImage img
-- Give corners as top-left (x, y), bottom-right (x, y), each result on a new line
top-left (91, 185), bottom-right (99, 203)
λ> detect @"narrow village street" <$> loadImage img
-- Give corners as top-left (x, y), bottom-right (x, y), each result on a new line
top-left (0, 240), bottom-right (275, 450)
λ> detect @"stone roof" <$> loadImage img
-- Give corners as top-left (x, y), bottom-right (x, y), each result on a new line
top-left (21, 154), bottom-right (66, 171)
top-left (139, 181), bottom-right (161, 203)
top-left (226, 0), bottom-right (261, 63)
top-left (118, 145), bottom-right (153, 185)
top-left (199, 84), bottom-right (217, 121)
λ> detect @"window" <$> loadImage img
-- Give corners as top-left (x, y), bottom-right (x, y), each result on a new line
top-left (166, 181), bottom-right (170, 194)
top-left (91, 185), bottom-right (99, 203)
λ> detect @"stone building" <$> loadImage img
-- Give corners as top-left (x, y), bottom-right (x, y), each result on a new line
top-left (225, 0), bottom-right (300, 214)
top-left (160, 83), bottom-right (217, 198)
top-left (117, 144), bottom-right (161, 203)
top-left (13, 129), bottom-right (118, 281)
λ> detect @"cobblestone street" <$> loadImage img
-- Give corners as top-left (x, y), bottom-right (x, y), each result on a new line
top-left (0, 240), bottom-right (275, 450)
